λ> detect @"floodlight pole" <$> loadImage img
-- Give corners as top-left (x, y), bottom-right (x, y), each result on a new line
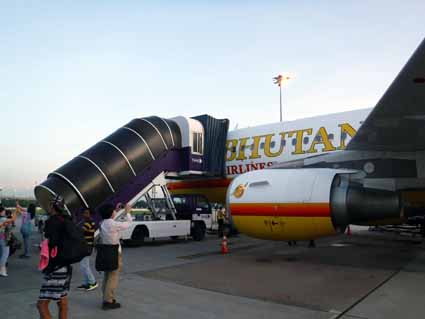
top-left (279, 84), bottom-right (282, 122)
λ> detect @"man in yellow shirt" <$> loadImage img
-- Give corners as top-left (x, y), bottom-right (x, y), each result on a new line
top-left (77, 209), bottom-right (98, 291)
top-left (217, 206), bottom-right (226, 237)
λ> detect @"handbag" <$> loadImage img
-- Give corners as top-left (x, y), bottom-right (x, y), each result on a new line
top-left (95, 244), bottom-right (119, 271)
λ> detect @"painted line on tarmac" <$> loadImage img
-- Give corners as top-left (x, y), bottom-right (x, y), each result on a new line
top-left (329, 268), bottom-right (402, 319)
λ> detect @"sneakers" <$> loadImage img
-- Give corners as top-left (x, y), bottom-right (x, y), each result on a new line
top-left (77, 282), bottom-right (98, 291)
top-left (86, 282), bottom-right (98, 291)
top-left (102, 301), bottom-right (121, 310)
top-left (77, 284), bottom-right (89, 290)
top-left (0, 266), bottom-right (8, 277)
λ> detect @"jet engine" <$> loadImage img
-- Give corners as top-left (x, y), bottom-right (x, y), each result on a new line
top-left (227, 168), bottom-right (413, 241)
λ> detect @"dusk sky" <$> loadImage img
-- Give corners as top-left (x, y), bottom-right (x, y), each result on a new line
top-left (1, 1), bottom-right (424, 197)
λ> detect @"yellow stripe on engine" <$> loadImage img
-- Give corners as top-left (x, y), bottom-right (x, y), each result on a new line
top-left (232, 215), bottom-right (336, 241)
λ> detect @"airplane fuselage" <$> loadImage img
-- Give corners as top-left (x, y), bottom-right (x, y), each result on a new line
top-left (168, 108), bottom-right (372, 204)
top-left (225, 108), bottom-right (370, 176)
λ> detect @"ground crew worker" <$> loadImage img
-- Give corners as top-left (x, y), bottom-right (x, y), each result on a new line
top-left (217, 206), bottom-right (225, 237)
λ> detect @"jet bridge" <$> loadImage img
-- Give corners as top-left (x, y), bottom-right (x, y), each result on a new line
top-left (34, 114), bottom-right (229, 220)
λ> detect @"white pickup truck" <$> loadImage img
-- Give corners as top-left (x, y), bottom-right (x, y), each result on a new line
top-left (118, 192), bottom-right (212, 245)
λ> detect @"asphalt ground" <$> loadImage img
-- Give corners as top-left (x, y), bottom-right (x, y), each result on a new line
top-left (1, 224), bottom-right (425, 319)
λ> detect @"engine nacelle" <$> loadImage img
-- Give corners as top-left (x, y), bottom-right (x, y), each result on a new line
top-left (227, 168), bottom-right (407, 241)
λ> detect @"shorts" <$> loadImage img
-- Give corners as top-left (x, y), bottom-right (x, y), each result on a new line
top-left (39, 266), bottom-right (72, 301)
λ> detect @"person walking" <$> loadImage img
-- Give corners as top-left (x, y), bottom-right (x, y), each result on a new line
top-left (15, 202), bottom-right (35, 258)
top-left (0, 206), bottom-right (15, 277)
top-left (98, 203), bottom-right (133, 310)
top-left (77, 209), bottom-right (98, 291)
top-left (37, 196), bottom-right (72, 319)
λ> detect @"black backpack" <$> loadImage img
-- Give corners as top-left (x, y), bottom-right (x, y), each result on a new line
top-left (62, 218), bottom-right (90, 265)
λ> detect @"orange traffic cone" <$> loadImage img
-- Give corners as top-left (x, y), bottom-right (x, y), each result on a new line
top-left (346, 225), bottom-right (351, 236)
top-left (221, 236), bottom-right (229, 254)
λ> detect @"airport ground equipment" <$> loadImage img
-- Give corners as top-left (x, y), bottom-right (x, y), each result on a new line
top-left (118, 174), bottom-right (210, 244)
top-left (369, 216), bottom-right (425, 238)
top-left (34, 114), bottom-right (229, 242)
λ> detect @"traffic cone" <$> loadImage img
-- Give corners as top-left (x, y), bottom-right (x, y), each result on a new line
top-left (346, 225), bottom-right (351, 236)
top-left (221, 236), bottom-right (229, 254)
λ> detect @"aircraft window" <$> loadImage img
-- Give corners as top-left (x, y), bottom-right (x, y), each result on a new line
top-left (292, 138), bottom-right (297, 146)
top-left (314, 135), bottom-right (322, 142)
top-left (250, 144), bottom-right (255, 150)
top-left (341, 132), bottom-right (347, 140)
top-left (328, 133), bottom-right (334, 140)
top-left (270, 141), bottom-right (276, 148)
top-left (231, 146), bottom-right (237, 152)
top-left (303, 137), bottom-right (309, 144)
top-left (260, 142), bottom-right (265, 149)
top-left (281, 139), bottom-right (286, 146)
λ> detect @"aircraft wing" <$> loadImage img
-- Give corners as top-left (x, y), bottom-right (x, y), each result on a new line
top-left (347, 38), bottom-right (425, 152)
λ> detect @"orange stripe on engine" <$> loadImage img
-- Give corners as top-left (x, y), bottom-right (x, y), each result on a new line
top-left (167, 178), bottom-right (231, 190)
top-left (230, 203), bottom-right (330, 217)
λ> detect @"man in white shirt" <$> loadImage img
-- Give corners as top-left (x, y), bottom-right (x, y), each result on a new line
top-left (98, 203), bottom-right (133, 310)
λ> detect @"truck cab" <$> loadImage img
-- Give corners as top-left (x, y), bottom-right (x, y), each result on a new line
top-left (172, 194), bottom-right (212, 226)
top-left (172, 194), bottom-right (213, 239)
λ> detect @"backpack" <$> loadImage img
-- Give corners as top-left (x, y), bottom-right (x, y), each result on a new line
top-left (62, 218), bottom-right (90, 265)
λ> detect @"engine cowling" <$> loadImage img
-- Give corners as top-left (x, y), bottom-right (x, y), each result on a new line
top-left (227, 168), bottom-right (407, 241)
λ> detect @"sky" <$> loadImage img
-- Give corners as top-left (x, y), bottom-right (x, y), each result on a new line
top-left (1, 1), bottom-right (424, 197)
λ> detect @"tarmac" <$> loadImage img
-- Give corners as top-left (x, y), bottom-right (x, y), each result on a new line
top-left (1, 225), bottom-right (425, 319)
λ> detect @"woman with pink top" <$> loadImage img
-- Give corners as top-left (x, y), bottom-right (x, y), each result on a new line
top-left (0, 205), bottom-right (16, 276)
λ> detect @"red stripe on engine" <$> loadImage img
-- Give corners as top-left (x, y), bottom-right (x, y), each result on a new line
top-left (230, 203), bottom-right (330, 217)
top-left (168, 178), bottom-right (231, 190)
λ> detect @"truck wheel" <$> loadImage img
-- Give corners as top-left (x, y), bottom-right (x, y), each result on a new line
top-left (192, 222), bottom-right (205, 241)
top-left (131, 226), bottom-right (147, 246)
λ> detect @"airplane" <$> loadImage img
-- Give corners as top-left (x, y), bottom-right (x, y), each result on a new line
top-left (169, 38), bottom-right (425, 241)
top-left (34, 38), bottom-right (425, 244)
